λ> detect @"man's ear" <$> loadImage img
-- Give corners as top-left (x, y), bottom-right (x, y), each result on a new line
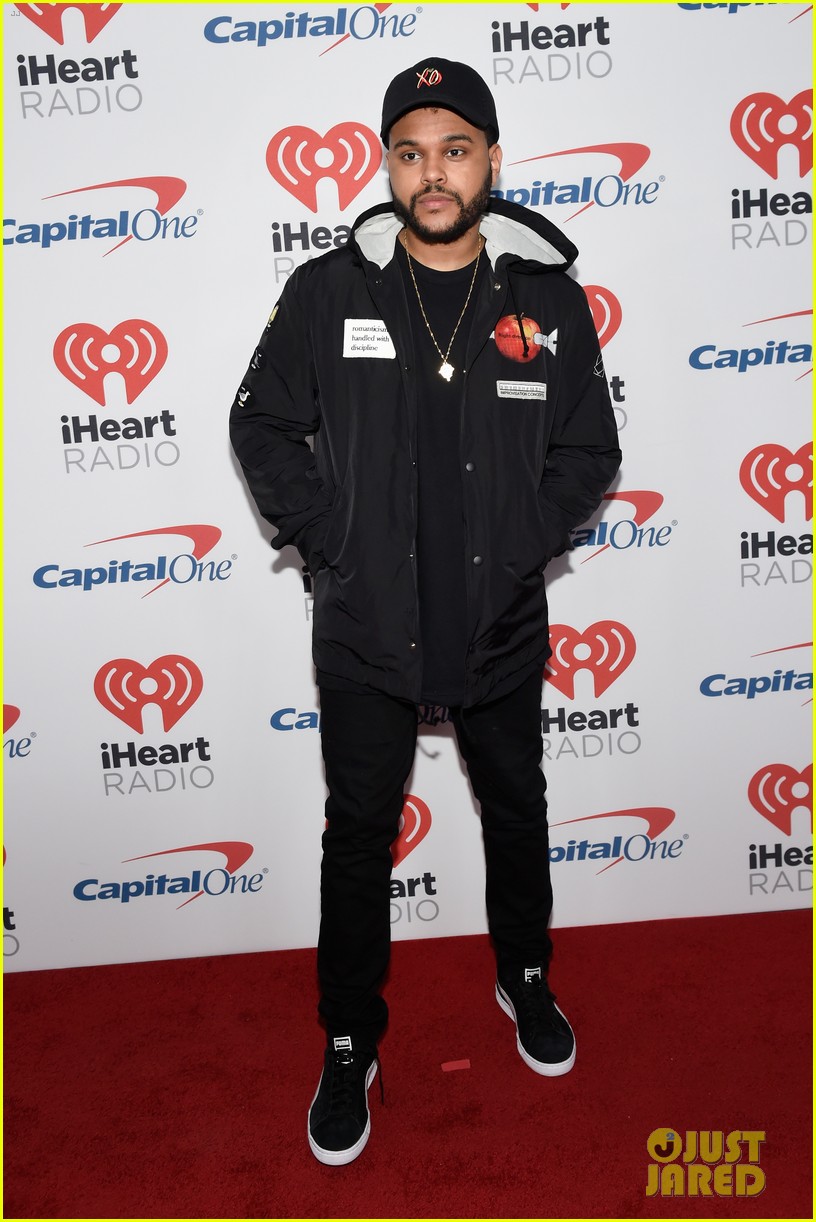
top-left (489, 143), bottom-right (503, 186)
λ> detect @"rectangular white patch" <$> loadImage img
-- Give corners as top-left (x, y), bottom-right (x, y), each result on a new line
top-left (343, 318), bottom-right (396, 359)
top-left (496, 381), bottom-right (547, 400)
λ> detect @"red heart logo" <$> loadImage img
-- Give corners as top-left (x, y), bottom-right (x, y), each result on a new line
top-left (739, 442), bottom-right (812, 523)
top-left (730, 91), bottom-right (813, 179)
top-left (266, 123), bottom-right (382, 213)
top-left (53, 319), bottom-right (168, 406)
top-left (391, 794), bottom-right (432, 867)
top-left (583, 285), bottom-right (622, 350)
top-left (545, 621), bottom-right (636, 700)
top-left (15, 3), bottom-right (122, 45)
top-left (94, 655), bottom-right (203, 733)
top-left (748, 763), bottom-right (812, 836)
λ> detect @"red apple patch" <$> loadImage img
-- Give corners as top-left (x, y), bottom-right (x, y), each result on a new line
top-left (494, 314), bottom-right (542, 363)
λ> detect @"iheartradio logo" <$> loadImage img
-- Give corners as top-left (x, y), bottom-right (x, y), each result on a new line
top-left (583, 285), bottom-right (622, 349)
top-left (748, 763), bottom-right (812, 836)
top-left (739, 442), bottom-right (813, 522)
top-left (545, 621), bottom-right (636, 699)
top-left (391, 794), bottom-right (431, 867)
top-left (265, 123), bottom-right (382, 212)
top-left (730, 91), bottom-right (813, 178)
top-left (94, 655), bottom-right (203, 733)
top-left (15, 2), bottom-right (122, 44)
top-left (54, 320), bottom-right (167, 406)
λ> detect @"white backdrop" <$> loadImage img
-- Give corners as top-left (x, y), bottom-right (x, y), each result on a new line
top-left (3, 1), bottom-right (812, 972)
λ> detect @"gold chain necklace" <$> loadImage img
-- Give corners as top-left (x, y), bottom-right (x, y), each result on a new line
top-left (402, 232), bottom-right (483, 381)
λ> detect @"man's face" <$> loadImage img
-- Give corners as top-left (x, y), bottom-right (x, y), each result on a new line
top-left (386, 107), bottom-right (502, 245)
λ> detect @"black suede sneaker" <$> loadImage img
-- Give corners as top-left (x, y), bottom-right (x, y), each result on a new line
top-left (307, 1036), bottom-right (380, 1166)
top-left (496, 966), bottom-right (576, 1076)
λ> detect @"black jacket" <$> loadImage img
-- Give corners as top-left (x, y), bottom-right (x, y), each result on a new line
top-left (230, 198), bottom-right (621, 705)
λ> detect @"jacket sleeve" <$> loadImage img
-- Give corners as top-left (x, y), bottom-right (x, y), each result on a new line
top-left (229, 273), bottom-right (332, 574)
top-left (539, 286), bottom-right (622, 561)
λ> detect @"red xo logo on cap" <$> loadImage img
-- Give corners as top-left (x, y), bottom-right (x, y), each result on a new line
top-left (416, 67), bottom-right (442, 88)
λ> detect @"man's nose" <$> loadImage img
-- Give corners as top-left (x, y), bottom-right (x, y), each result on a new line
top-left (421, 157), bottom-right (446, 186)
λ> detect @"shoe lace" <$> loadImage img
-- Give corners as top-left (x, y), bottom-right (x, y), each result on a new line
top-left (516, 976), bottom-right (560, 1035)
top-left (329, 1049), bottom-right (384, 1109)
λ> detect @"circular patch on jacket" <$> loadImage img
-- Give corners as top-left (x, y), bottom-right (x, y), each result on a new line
top-left (493, 314), bottom-right (542, 363)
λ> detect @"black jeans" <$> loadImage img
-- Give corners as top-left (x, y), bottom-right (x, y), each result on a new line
top-left (317, 672), bottom-right (554, 1045)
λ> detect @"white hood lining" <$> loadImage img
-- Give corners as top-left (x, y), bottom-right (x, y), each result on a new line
top-left (354, 209), bottom-right (568, 271)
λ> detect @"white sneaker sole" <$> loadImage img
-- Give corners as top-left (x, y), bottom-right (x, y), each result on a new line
top-left (307, 1060), bottom-right (378, 1166)
top-left (496, 983), bottom-right (576, 1077)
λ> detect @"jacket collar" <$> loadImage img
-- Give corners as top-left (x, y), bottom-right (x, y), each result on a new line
top-left (351, 196), bottom-right (578, 273)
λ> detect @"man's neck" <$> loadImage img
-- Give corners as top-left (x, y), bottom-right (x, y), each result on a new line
top-left (400, 225), bottom-right (483, 271)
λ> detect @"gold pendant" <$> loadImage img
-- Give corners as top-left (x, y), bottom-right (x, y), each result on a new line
top-left (439, 361), bottom-right (454, 381)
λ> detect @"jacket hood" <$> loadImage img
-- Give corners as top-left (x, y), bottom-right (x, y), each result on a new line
top-left (351, 196), bottom-right (578, 274)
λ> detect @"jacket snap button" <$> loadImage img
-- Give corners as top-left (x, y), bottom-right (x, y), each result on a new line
top-left (409, 640), bottom-right (416, 649)
top-left (472, 555), bottom-right (483, 566)
top-left (465, 462), bottom-right (475, 472)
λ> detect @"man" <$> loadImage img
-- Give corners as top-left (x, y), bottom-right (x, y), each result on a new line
top-left (230, 58), bottom-right (621, 1166)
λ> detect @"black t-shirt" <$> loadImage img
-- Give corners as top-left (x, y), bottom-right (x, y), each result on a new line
top-left (397, 239), bottom-right (486, 704)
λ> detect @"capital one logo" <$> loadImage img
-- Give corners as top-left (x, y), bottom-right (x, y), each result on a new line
top-left (391, 794), bottom-right (431, 867)
top-left (265, 123), bottom-right (382, 213)
top-left (570, 491), bottom-right (674, 565)
top-left (3, 176), bottom-right (191, 256)
top-left (33, 524), bottom-right (226, 599)
top-left (54, 320), bottom-right (167, 405)
top-left (740, 443), bottom-right (812, 522)
top-left (4, 705), bottom-right (21, 734)
top-left (730, 91), bottom-right (813, 178)
top-left (749, 763), bottom-right (812, 835)
top-left (125, 841), bottom-right (254, 908)
top-left (550, 806), bottom-right (677, 874)
top-left (545, 621), bottom-right (636, 699)
top-left (94, 655), bottom-right (203, 733)
top-left (505, 143), bottom-right (653, 221)
top-left (74, 841), bottom-right (259, 909)
top-left (15, 2), bottom-right (121, 44)
top-left (583, 285), bottom-right (622, 349)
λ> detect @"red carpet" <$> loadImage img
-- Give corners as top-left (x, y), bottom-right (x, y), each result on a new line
top-left (3, 910), bottom-right (812, 1219)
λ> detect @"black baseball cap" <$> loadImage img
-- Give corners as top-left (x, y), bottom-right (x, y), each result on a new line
top-left (380, 58), bottom-right (499, 146)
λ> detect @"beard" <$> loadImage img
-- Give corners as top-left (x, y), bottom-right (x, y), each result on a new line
top-left (391, 166), bottom-right (494, 245)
